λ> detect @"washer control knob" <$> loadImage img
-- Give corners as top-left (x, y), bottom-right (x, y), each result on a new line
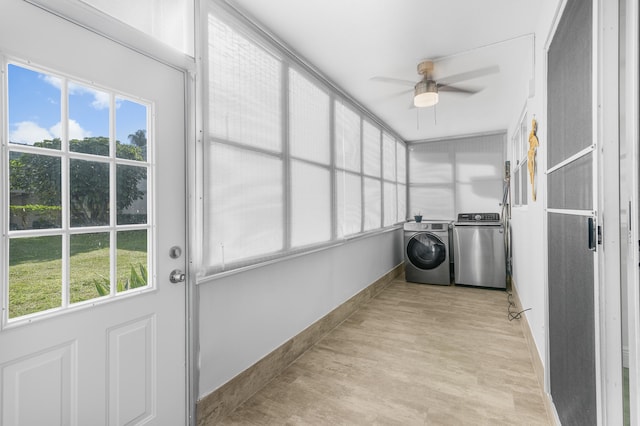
top-left (474, 214), bottom-right (482, 221)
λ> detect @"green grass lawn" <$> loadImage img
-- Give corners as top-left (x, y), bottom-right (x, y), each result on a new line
top-left (9, 230), bottom-right (147, 318)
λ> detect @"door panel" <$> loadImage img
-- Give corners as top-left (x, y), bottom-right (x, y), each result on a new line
top-left (548, 213), bottom-right (596, 424)
top-left (0, 1), bottom-right (186, 425)
top-left (547, 0), bottom-right (596, 424)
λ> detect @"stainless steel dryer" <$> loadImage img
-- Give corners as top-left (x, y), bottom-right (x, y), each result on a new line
top-left (404, 221), bottom-right (451, 285)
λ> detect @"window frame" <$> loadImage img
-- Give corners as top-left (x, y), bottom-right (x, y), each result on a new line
top-left (201, 4), bottom-right (407, 279)
top-left (2, 59), bottom-right (155, 326)
top-left (512, 108), bottom-right (529, 208)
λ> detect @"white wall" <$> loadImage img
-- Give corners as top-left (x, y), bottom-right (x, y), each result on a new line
top-left (197, 228), bottom-right (404, 397)
top-left (507, 0), bottom-right (564, 373)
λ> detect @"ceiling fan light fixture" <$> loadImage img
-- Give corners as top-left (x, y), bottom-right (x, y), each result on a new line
top-left (414, 79), bottom-right (439, 107)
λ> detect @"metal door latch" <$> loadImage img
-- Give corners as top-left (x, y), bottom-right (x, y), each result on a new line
top-left (169, 269), bottom-right (186, 283)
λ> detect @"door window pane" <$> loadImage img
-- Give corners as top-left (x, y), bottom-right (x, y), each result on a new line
top-left (70, 159), bottom-right (110, 227)
top-left (9, 152), bottom-right (62, 230)
top-left (9, 236), bottom-right (62, 318)
top-left (70, 233), bottom-right (110, 303)
top-left (69, 83), bottom-right (110, 153)
top-left (8, 64), bottom-right (61, 149)
top-left (117, 165), bottom-right (148, 224)
top-left (116, 98), bottom-right (148, 162)
top-left (117, 230), bottom-right (148, 293)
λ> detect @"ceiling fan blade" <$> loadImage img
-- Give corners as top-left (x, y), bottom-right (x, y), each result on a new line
top-left (437, 65), bottom-right (500, 86)
top-left (438, 84), bottom-right (479, 95)
top-left (371, 76), bottom-right (416, 87)
top-left (378, 88), bottom-right (413, 102)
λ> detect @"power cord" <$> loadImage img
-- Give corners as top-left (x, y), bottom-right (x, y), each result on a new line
top-left (507, 291), bottom-right (531, 321)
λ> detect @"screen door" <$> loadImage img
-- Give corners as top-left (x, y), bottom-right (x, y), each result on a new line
top-left (547, 0), bottom-right (597, 424)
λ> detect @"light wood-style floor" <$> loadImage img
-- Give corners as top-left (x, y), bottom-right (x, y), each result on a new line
top-left (220, 278), bottom-right (551, 425)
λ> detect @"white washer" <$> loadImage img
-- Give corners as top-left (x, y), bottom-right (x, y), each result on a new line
top-left (404, 221), bottom-right (451, 285)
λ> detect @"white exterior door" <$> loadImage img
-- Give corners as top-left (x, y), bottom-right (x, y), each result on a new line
top-left (0, 2), bottom-right (186, 425)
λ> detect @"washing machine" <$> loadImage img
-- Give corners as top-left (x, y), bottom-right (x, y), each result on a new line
top-left (404, 221), bottom-right (451, 285)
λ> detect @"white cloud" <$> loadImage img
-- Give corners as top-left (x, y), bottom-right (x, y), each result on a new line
top-left (68, 81), bottom-right (110, 111)
top-left (91, 91), bottom-right (110, 110)
top-left (50, 119), bottom-right (92, 140)
top-left (9, 121), bottom-right (53, 144)
top-left (10, 120), bottom-right (92, 144)
top-left (42, 76), bottom-right (110, 111)
top-left (42, 74), bottom-right (62, 90)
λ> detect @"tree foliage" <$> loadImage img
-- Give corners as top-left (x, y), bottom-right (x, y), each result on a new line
top-left (9, 136), bottom-right (146, 226)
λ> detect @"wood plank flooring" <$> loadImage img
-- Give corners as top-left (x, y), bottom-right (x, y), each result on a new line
top-left (218, 278), bottom-right (551, 425)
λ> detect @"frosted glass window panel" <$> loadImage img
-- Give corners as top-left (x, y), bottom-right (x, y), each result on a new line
top-left (289, 69), bottom-right (330, 165)
top-left (291, 161), bottom-right (331, 247)
top-left (382, 133), bottom-right (396, 181)
top-left (208, 15), bottom-right (282, 152)
top-left (521, 163), bottom-right (528, 204)
top-left (206, 143), bottom-right (283, 268)
top-left (409, 186), bottom-right (454, 220)
top-left (362, 120), bottom-right (381, 177)
top-left (455, 142), bottom-right (503, 213)
top-left (398, 184), bottom-right (407, 222)
top-left (334, 102), bottom-right (361, 172)
top-left (396, 141), bottom-right (407, 184)
top-left (409, 143), bottom-right (453, 184)
top-left (514, 168), bottom-right (521, 205)
top-left (81, 0), bottom-right (195, 56)
top-left (363, 177), bottom-right (381, 231)
top-left (383, 182), bottom-right (397, 226)
top-left (456, 180), bottom-right (503, 214)
top-left (336, 171), bottom-right (362, 238)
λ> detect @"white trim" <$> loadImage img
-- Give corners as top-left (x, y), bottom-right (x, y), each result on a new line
top-left (24, 0), bottom-right (196, 72)
top-left (597, 0), bottom-right (623, 424)
top-left (546, 208), bottom-right (595, 217)
top-left (624, 0), bottom-right (640, 424)
top-left (546, 144), bottom-right (595, 175)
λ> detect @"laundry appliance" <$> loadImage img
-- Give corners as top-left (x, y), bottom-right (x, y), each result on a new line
top-left (404, 221), bottom-right (452, 285)
top-left (453, 213), bottom-right (506, 289)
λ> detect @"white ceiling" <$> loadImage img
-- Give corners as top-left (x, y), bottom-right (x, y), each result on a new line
top-left (226, 0), bottom-right (540, 142)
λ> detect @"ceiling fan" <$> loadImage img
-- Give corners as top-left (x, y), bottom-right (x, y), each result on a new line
top-left (372, 60), bottom-right (500, 108)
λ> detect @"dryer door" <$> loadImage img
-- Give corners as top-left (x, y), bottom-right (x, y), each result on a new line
top-left (406, 233), bottom-right (446, 270)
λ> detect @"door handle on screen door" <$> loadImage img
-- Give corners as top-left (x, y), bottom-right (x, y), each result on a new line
top-left (587, 217), bottom-right (596, 252)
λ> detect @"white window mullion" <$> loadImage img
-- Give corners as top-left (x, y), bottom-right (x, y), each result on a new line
top-left (282, 62), bottom-right (291, 251)
top-left (61, 78), bottom-right (70, 308)
top-left (109, 93), bottom-right (117, 296)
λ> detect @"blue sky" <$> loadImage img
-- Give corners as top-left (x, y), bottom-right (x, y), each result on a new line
top-left (8, 63), bottom-right (147, 146)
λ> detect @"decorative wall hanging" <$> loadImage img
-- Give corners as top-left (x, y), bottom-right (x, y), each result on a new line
top-left (527, 118), bottom-right (539, 201)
